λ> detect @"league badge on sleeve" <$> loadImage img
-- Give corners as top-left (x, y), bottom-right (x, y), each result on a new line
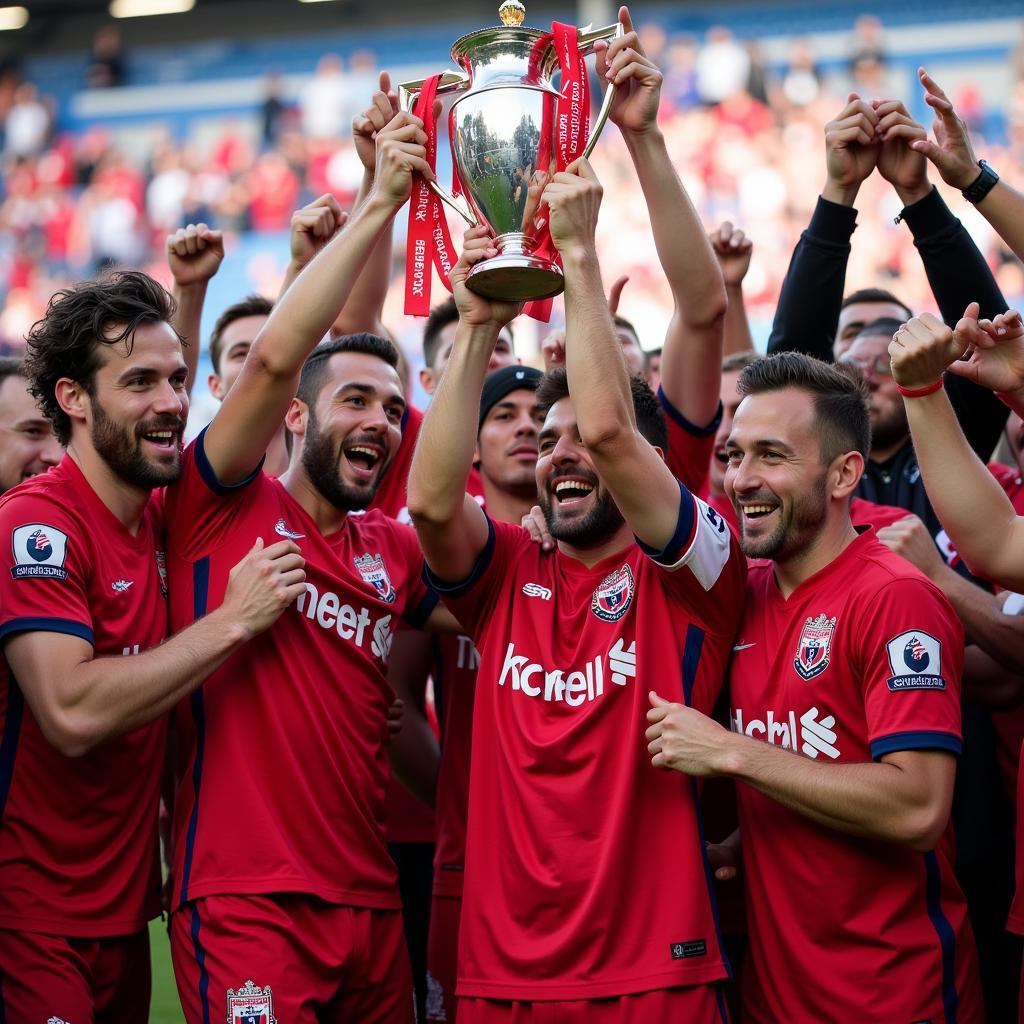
top-left (591, 564), bottom-right (635, 622)
top-left (793, 613), bottom-right (836, 680)
top-left (354, 552), bottom-right (397, 603)
top-left (226, 980), bottom-right (276, 1024)
top-left (11, 523), bottom-right (69, 580)
top-left (886, 630), bottom-right (945, 691)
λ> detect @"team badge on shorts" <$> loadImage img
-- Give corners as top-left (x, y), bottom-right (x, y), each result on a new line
top-left (10, 523), bottom-right (69, 579)
top-left (591, 564), bottom-right (635, 622)
top-left (226, 980), bottom-right (276, 1024)
top-left (886, 630), bottom-right (945, 690)
top-left (794, 613), bottom-right (836, 680)
top-left (354, 552), bottom-right (397, 603)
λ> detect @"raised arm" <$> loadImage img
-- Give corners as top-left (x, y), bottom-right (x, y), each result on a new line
top-left (709, 222), bottom-right (755, 357)
top-left (166, 222), bottom-right (224, 395)
top-left (599, 7), bottom-right (726, 426)
top-left (767, 94), bottom-right (878, 357)
top-left (914, 68), bottom-right (1024, 264)
top-left (205, 112), bottom-right (430, 486)
top-left (407, 228), bottom-right (520, 582)
top-left (889, 306), bottom-right (1024, 588)
top-left (875, 78), bottom-right (1010, 458)
top-left (3, 539), bottom-right (304, 758)
top-left (544, 159), bottom-right (683, 551)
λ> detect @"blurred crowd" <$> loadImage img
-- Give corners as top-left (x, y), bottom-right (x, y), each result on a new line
top-left (0, 15), bottom-right (1023, 356)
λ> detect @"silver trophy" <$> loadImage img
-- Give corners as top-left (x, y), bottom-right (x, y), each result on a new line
top-left (399, 1), bottom-right (621, 302)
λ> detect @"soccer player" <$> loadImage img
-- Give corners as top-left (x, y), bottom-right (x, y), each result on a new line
top-left (645, 351), bottom-right (983, 1022)
top-left (416, 362), bottom-right (544, 1024)
top-left (0, 271), bottom-right (306, 1023)
top-left (163, 111), bottom-right (456, 1024)
top-left (408, 153), bottom-right (746, 1020)
top-left (0, 356), bottom-right (61, 495)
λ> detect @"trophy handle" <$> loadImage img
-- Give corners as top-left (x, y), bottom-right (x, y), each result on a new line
top-left (576, 20), bottom-right (625, 160)
top-left (397, 71), bottom-right (478, 226)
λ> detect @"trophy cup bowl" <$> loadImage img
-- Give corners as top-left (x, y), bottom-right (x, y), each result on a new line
top-left (399, 1), bottom-right (621, 302)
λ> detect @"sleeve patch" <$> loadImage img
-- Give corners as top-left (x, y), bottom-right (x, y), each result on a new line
top-left (660, 496), bottom-right (731, 592)
top-left (885, 630), bottom-right (945, 691)
top-left (10, 524), bottom-right (70, 580)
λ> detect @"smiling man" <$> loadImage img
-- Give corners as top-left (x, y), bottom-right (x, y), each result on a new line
top-left (645, 351), bottom-right (983, 1023)
top-left (0, 358), bottom-right (61, 496)
top-left (408, 156), bottom-right (746, 1021)
top-left (0, 272), bottom-right (307, 1023)
top-left (161, 111), bottom-right (461, 1024)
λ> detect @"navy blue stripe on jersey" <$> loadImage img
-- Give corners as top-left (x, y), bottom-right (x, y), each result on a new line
top-left (924, 850), bottom-right (959, 1023)
top-left (870, 730), bottom-right (962, 761)
top-left (407, 587), bottom-right (439, 629)
top-left (194, 426), bottom-right (264, 495)
top-left (658, 386), bottom-right (723, 437)
top-left (179, 557), bottom-right (210, 907)
top-left (637, 482), bottom-right (697, 566)
top-left (0, 617), bottom-right (93, 646)
top-left (424, 513), bottom-right (497, 599)
top-left (190, 901), bottom-right (212, 1024)
top-left (715, 985), bottom-right (730, 1022)
top-left (0, 678), bottom-right (24, 829)
top-left (681, 624), bottom-right (705, 708)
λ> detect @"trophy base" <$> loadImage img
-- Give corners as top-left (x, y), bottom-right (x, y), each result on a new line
top-left (466, 254), bottom-right (564, 302)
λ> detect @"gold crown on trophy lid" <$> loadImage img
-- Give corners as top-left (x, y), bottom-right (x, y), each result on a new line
top-left (498, 0), bottom-right (526, 27)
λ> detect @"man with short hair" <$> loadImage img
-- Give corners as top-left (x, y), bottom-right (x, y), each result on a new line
top-left (0, 271), bottom-right (306, 1023)
top-left (163, 110), bottom-right (457, 1024)
top-left (646, 350), bottom-right (983, 1023)
top-left (0, 356), bottom-right (61, 495)
top-left (408, 148), bottom-right (745, 1021)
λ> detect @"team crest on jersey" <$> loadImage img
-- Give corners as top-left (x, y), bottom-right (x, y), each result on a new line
top-left (10, 523), bottom-right (69, 580)
top-left (354, 552), bottom-right (397, 604)
top-left (591, 564), bottom-right (635, 622)
top-left (794, 614), bottom-right (836, 680)
top-left (226, 980), bottom-right (276, 1024)
top-left (886, 630), bottom-right (945, 690)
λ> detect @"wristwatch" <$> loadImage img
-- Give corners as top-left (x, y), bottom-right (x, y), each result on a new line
top-left (962, 159), bottom-right (999, 204)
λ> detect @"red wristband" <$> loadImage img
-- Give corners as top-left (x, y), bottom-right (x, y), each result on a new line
top-left (895, 378), bottom-right (944, 398)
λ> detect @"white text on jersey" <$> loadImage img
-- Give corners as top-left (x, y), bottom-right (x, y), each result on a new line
top-left (497, 638), bottom-right (636, 706)
top-left (731, 706), bottom-right (840, 759)
top-left (295, 582), bottom-right (393, 659)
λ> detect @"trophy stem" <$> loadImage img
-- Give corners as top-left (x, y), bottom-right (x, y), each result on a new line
top-left (465, 234), bottom-right (564, 302)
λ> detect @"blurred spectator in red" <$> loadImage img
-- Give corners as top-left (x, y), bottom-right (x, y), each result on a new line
top-left (247, 150), bottom-right (300, 231)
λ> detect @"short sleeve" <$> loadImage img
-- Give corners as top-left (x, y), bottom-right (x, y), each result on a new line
top-left (386, 520), bottom-right (439, 628)
top-left (658, 386), bottom-right (720, 495)
top-left (423, 516), bottom-right (523, 639)
top-left (0, 499), bottom-right (94, 646)
top-left (637, 482), bottom-right (747, 636)
top-left (856, 577), bottom-right (964, 760)
top-left (163, 428), bottom-right (263, 560)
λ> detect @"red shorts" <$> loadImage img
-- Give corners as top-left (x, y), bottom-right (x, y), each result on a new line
top-left (458, 985), bottom-right (730, 1024)
top-left (169, 894), bottom-right (413, 1024)
top-left (0, 926), bottom-right (150, 1023)
top-left (426, 893), bottom-right (461, 1022)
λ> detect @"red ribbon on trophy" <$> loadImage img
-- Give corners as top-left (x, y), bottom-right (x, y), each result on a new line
top-left (403, 21), bottom-right (590, 322)
top-left (404, 73), bottom-right (459, 317)
top-left (523, 21), bottom-right (590, 322)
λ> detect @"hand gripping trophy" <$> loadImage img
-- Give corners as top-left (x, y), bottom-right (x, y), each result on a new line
top-left (400, 0), bottom-right (621, 307)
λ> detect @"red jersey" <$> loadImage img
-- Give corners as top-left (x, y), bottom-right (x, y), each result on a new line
top-left (730, 529), bottom-right (982, 1023)
top-left (659, 386), bottom-right (716, 494)
top-left (0, 457), bottom-right (166, 936)
top-left (164, 431), bottom-right (437, 910)
top-left (431, 630), bottom-right (479, 898)
top-left (430, 488), bottom-right (747, 999)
